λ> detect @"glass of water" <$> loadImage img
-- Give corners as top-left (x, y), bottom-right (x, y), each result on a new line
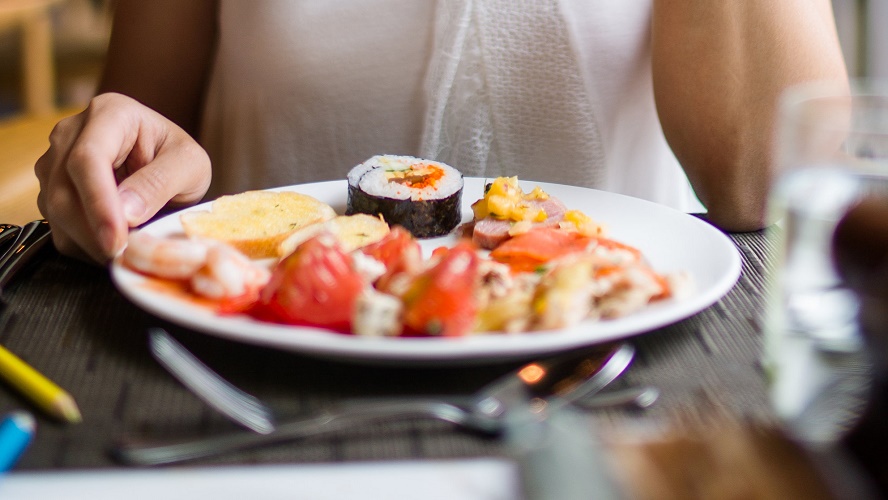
top-left (764, 79), bottom-right (888, 444)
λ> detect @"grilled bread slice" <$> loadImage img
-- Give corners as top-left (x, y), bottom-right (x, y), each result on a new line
top-left (277, 214), bottom-right (390, 258)
top-left (180, 190), bottom-right (337, 258)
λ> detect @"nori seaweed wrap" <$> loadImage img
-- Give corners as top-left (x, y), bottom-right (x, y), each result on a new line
top-left (346, 155), bottom-right (464, 238)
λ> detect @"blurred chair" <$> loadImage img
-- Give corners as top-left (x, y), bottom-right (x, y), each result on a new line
top-left (0, 0), bottom-right (102, 225)
top-left (0, 0), bottom-right (62, 116)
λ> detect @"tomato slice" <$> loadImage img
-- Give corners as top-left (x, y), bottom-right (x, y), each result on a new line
top-left (361, 225), bottom-right (423, 293)
top-left (258, 234), bottom-right (365, 332)
top-left (401, 241), bottom-right (479, 337)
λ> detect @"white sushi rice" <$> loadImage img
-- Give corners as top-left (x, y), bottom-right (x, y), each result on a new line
top-left (347, 155), bottom-right (463, 201)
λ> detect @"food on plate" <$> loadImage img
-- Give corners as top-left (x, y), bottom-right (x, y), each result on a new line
top-left (256, 234), bottom-right (365, 332)
top-left (180, 190), bottom-right (337, 258)
top-left (489, 226), bottom-right (639, 274)
top-left (359, 226), bottom-right (424, 296)
top-left (466, 176), bottom-right (604, 249)
top-left (400, 241), bottom-right (480, 337)
top-left (122, 230), bottom-right (209, 280)
top-left (277, 213), bottom-right (390, 258)
top-left (121, 231), bottom-right (270, 312)
top-left (346, 155), bottom-right (463, 238)
top-left (121, 173), bottom-right (693, 338)
top-left (190, 243), bottom-right (271, 303)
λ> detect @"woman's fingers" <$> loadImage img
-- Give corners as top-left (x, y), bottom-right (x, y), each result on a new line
top-left (64, 96), bottom-right (138, 257)
top-left (116, 134), bottom-right (211, 228)
top-left (35, 93), bottom-right (211, 263)
top-left (36, 111), bottom-right (111, 262)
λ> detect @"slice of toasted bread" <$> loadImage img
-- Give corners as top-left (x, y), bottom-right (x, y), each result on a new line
top-left (277, 213), bottom-right (390, 257)
top-left (180, 190), bottom-right (337, 258)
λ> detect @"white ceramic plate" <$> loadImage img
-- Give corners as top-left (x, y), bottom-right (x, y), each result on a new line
top-left (111, 178), bottom-right (741, 363)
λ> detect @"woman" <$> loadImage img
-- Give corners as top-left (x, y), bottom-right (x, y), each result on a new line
top-left (35, 0), bottom-right (847, 263)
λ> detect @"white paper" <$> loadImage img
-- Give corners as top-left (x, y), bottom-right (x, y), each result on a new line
top-left (0, 458), bottom-right (520, 500)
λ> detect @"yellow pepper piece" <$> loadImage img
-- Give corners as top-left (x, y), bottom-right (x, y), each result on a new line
top-left (472, 177), bottom-right (550, 222)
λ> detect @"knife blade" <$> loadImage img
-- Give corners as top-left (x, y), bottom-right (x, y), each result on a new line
top-left (0, 225), bottom-right (20, 258)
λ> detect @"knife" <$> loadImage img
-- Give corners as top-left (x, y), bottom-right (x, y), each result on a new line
top-left (0, 220), bottom-right (52, 295)
top-left (0, 225), bottom-right (20, 258)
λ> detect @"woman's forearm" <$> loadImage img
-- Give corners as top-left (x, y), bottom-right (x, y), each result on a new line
top-left (651, 0), bottom-right (848, 231)
top-left (99, 0), bottom-right (219, 137)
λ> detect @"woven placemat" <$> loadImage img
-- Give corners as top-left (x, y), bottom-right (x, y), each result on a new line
top-left (0, 231), bottom-right (782, 469)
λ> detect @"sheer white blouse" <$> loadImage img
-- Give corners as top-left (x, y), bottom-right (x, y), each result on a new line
top-left (200, 0), bottom-right (704, 214)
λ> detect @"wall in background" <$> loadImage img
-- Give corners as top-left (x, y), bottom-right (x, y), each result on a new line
top-left (833, 0), bottom-right (888, 78)
top-left (868, 1), bottom-right (888, 78)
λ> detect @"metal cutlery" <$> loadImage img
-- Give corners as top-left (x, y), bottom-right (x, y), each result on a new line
top-left (114, 335), bottom-right (637, 466)
top-left (573, 385), bottom-right (660, 410)
top-left (153, 328), bottom-right (640, 427)
top-left (0, 224), bottom-right (20, 257)
top-left (0, 219), bottom-right (52, 291)
top-left (148, 329), bottom-right (276, 434)
top-left (148, 328), bottom-right (640, 434)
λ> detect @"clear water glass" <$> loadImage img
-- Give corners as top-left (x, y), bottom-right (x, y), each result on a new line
top-left (764, 80), bottom-right (888, 444)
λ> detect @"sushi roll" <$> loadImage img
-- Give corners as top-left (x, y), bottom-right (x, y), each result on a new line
top-left (346, 155), bottom-right (464, 238)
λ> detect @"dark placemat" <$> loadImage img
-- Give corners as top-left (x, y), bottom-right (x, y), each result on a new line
top-left (0, 230), bottom-right (777, 470)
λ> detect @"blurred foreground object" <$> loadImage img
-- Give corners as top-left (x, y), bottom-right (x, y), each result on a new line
top-left (834, 198), bottom-right (888, 496)
top-left (609, 423), bottom-right (840, 499)
top-left (0, 410), bottom-right (34, 471)
top-left (764, 79), bottom-right (888, 444)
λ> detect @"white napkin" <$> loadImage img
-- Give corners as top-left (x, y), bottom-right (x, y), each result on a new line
top-left (1, 458), bottom-right (519, 500)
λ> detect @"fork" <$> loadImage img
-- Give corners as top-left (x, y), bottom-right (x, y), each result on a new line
top-left (148, 329), bottom-right (276, 434)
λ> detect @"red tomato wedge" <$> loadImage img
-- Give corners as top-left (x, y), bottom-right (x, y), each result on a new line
top-left (256, 234), bottom-right (364, 332)
top-left (401, 241), bottom-right (480, 337)
top-left (360, 225), bottom-right (423, 293)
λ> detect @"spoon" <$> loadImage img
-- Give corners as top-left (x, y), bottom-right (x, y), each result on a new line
top-left (574, 385), bottom-right (660, 410)
top-left (113, 335), bottom-right (636, 466)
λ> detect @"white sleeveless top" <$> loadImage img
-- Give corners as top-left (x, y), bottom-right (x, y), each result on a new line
top-left (200, 0), bottom-right (705, 214)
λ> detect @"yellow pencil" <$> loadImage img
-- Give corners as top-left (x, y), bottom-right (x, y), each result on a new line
top-left (0, 344), bottom-right (82, 423)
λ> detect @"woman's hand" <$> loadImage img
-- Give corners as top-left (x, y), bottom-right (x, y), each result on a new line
top-left (35, 92), bottom-right (211, 264)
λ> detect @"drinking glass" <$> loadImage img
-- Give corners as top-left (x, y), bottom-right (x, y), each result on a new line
top-left (764, 79), bottom-right (888, 444)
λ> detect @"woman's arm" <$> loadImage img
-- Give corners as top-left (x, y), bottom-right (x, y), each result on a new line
top-left (651, 1), bottom-right (848, 232)
top-left (34, 0), bottom-right (218, 262)
top-left (100, 0), bottom-right (219, 136)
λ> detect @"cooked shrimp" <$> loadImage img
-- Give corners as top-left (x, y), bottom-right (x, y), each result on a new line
top-left (594, 263), bottom-right (665, 319)
top-left (190, 243), bottom-right (271, 300)
top-left (122, 231), bottom-right (209, 280)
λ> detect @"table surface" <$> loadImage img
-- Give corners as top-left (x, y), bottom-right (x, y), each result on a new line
top-left (0, 226), bottom-right (860, 496)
